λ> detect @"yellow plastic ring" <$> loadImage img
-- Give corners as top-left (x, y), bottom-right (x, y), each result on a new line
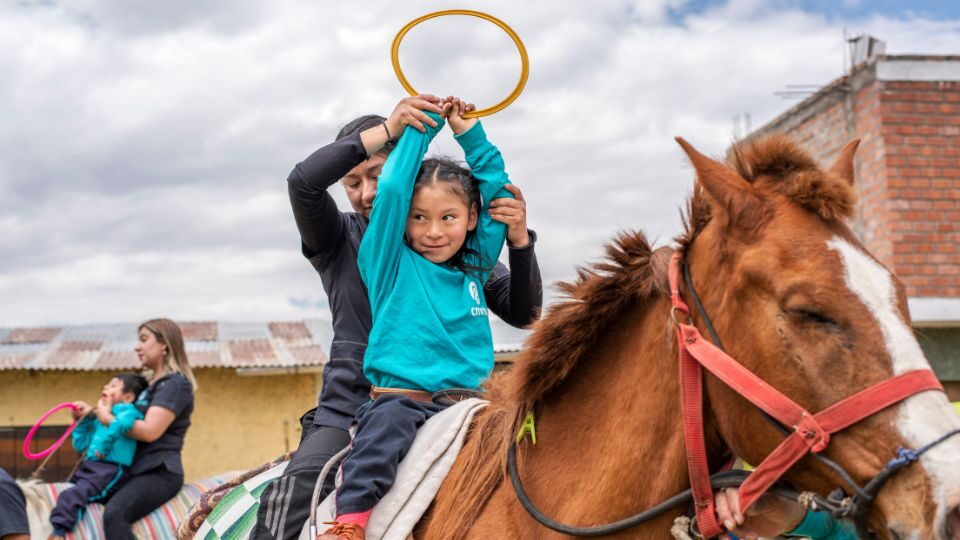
top-left (391, 10), bottom-right (529, 118)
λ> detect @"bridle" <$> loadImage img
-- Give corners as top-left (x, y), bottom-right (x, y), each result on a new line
top-left (508, 249), bottom-right (960, 538)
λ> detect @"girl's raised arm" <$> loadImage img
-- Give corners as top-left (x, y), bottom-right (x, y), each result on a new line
top-left (358, 112), bottom-right (444, 313)
top-left (452, 117), bottom-right (512, 283)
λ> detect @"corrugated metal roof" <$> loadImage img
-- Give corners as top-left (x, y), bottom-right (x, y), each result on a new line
top-left (0, 319), bottom-right (524, 371)
top-left (0, 320), bottom-right (334, 371)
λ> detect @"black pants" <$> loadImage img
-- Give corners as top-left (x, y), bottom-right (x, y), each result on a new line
top-left (0, 468), bottom-right (29, 538)
top-left (251, 409), bottom-right (351, 540)
top-left (101, 467), bottom-right (183, 540)
top-left (50, 461), bottom-right (127, 533)
top-left (335, 394), bottom-right (445, 515)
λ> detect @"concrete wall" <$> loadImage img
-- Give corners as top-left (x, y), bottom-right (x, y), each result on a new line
top-left (0, 368), bottom-right (319, 481)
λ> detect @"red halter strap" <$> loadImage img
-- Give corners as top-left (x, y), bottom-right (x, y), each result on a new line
top-left (668, 252), bottom-right (944, 538)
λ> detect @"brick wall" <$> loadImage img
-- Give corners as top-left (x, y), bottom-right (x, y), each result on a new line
top-left (754, 59), bottom-right (960, 299)
top-left (881, 80), bottom-right (960, 297)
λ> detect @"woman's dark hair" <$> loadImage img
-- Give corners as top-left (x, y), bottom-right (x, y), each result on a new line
top-left (336, 114), bottom-right (397, 153)
top-left (115, 373), bottom-right (149, 397)
top-left (414, 157), bottom-right (492, 276)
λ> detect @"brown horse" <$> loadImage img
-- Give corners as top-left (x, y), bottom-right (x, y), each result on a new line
top-left (416, 135), bottom-right (960, 538)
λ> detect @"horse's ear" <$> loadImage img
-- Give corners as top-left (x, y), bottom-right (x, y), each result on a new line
top-left (829, 139), bottom-right (860, 186)
top-left (675, 137), bottom-right (768, 234)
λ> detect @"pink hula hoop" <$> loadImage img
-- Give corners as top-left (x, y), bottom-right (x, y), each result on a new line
top-left (23, 402), bottom-right (80, 460)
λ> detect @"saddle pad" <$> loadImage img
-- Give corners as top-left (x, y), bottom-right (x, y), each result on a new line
top-left (309, 398), bottom-right (488, 540)
top-left (191, 460), bottom-right (289, 540)
top-left (31, 473), bottom-right (232, 540)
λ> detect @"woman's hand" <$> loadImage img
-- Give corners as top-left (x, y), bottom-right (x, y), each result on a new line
top-left (71, 401), bottom-right (92, 419)
top-left (715, 488), bottom-right (806, 540)
top-left (384, 94), bottom-right (444, 135)
top-left (489, 184), bottom-right (530, 248)
top-left (444, 96), bottom-right (477, 135)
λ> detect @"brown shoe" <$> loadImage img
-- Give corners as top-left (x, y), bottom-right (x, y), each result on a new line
top-left (317, 521), bottom-right (366, 540)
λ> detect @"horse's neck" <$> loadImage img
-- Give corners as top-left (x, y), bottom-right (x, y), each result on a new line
top-left (520, 299), bottom-right (721, 528)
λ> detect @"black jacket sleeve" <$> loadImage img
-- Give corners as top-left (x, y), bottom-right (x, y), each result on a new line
top-left (483, 230), bottom-right (543, 328)
top-left (288, 132), bottom-right (369, 272)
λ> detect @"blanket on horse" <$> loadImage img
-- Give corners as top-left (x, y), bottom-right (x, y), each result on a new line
top-left (314, 398), bottom-right (486, 540)
top-left (181, 399), bottom-right (487, 540)
top-left (22, 472), bottom-right (234, 539)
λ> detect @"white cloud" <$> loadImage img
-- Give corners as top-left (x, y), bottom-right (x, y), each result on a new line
top-left (1, 0), bottom-right (958, 346)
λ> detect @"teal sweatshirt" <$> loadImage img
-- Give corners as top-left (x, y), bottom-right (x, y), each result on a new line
top-left (71, 402), bottom-right (143, 466)
top-left (358, 115), bottom-right (511, 392)
top-left (786, 510), bottom-right (857, 539)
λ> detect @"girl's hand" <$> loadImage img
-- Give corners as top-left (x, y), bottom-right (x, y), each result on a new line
top-left (384, 94), bottom-right (444, 136)
top-left (714, 488), bottom-right (806, 540)
top-left (71, 401), bottom-right (92, 419)
top-left (489, 184), bottom-right (529, 247)
top-left (444, 96), bottom-right (477, 135)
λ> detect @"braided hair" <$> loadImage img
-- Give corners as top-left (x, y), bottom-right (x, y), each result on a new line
top-left (413, 157), bottom-right (492, 277)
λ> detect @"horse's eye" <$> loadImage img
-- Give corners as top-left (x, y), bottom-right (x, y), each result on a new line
top-left (790, 309), bottom-right (837, 327)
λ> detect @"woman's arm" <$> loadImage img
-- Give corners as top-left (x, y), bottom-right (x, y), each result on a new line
top-left (483, 231), bottom-right (543, 328)
top-left (483, 181), bottom-right (542, 327)
top-left (288, 134), bottom-right (369, 269)
top-left (358, 110), bottom-right (445, 313)
top-left (126, 406), bottom-right (177, 443)
top-left (293, 95), bottom-right (444, 271)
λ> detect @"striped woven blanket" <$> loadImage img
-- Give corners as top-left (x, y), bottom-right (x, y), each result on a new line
top-left (21, 472), bottom-right (235, 540)
top-left (185, 454), bottom-right (292, 539)
top-left (183, 399), bottom-right (487, 540)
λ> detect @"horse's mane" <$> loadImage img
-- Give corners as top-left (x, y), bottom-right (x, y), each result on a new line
top-left (429, 232), bottom-right (672, 537)
top-left (427, 134), bottom-right (854, 538)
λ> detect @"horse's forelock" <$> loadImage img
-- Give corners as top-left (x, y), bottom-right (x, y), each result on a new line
top-left (728, 134), bottom-right (856, 221)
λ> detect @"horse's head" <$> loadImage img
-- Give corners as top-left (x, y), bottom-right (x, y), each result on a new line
top-left (677, 135), bottom-right (960, 538)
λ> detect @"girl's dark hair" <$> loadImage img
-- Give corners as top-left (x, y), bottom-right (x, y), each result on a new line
top-left (414, 157), bottom-right (492, 276)
top-left (115, 373), bottom-right (149, 397)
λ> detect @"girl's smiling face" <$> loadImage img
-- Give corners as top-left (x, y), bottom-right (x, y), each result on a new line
top-left (406, 183), bottom-right (478, 264)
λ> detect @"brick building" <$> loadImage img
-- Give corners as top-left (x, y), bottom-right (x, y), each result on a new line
top-left (753, 42), bottom-right (960, 397)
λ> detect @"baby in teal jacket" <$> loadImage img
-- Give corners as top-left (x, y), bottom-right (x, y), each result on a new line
top-left (49, 373), bottom-right (147, 538)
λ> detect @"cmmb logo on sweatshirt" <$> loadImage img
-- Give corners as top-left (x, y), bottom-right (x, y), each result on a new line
top-left (469, 281), bottom-right (487, 317)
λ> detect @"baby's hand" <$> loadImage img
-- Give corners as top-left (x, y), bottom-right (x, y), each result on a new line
top-left (71, 401), bottom-right (92, 419)
top-left (443, 96), bottom-right (478, 135)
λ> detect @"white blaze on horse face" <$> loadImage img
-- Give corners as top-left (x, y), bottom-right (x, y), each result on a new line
top-left (828, 237), bottom-right (960, 533)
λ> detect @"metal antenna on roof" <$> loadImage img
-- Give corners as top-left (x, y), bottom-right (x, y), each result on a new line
top-left (732, 113), bottom-right (752, 139)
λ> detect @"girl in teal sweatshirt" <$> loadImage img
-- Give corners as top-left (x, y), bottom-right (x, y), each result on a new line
top-left (319, 100), bottom-right (511, 540)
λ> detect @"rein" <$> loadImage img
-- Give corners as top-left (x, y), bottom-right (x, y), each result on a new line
top-left (507, 250), bottom-right (959, 538)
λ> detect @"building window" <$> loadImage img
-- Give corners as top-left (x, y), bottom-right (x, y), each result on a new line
top-left (0, 425), bottom-right (81, 482)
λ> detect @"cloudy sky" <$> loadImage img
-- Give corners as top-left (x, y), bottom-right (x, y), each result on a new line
top-left (2, 0), bottom-right (958, 343)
